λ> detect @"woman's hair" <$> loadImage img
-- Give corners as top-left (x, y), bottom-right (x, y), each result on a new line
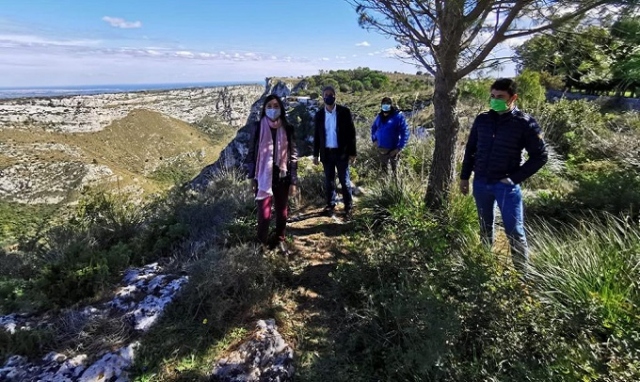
top-left (260, 94), bottom-right (287, 123)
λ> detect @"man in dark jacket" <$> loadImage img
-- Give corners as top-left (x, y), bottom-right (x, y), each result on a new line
top-left (313, 85), bottom-right (357, 219)
top-left (460, 78), bottom-right (548, 274)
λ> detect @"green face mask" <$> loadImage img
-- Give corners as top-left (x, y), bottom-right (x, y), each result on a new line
top-left (489, 98), bottom-right (509, 112)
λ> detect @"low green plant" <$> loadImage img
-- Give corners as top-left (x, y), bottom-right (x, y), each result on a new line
top-left (535, 99), bottom-right (609, 162)
top-left (569, 161), bottom-right (640, 215)
top-left (0, 327), bottom-right (55, 362)
top-left (132, 245), bottom-right (276, 379)
top-left (515, 69), bottom-right (547, 110)
top-left (529, 214), bottom-right (640, 381)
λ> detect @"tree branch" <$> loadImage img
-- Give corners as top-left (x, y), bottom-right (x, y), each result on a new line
top-left (458, 0), bottom-right (530, 79)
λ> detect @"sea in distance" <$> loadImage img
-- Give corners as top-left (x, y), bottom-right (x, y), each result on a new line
top-left (0, 81), bottom-right (262, 100)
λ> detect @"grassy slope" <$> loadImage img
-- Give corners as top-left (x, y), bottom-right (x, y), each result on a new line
top-left (0, 109), bottom-right (236, 245)
top-left (0, 109), bottom-right (234, 193)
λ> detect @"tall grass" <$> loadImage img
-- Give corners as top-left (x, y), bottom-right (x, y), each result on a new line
top-left (530, 214), bottom-right (640, 324)
top-left (320, 168), bottom-right (640, 381)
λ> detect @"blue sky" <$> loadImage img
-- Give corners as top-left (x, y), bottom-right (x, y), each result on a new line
top-left (0, 0), bottom-right (516, 87)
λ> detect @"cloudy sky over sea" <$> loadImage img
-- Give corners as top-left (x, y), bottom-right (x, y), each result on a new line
top-left (1, 0), bottom-right (518, 87)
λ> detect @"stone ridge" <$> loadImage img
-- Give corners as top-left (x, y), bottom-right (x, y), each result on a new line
top-left (0, 85), bottom-right (265, 133)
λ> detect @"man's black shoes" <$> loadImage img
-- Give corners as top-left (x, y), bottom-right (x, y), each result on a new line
top-left (322, 205), bottom-right (336, 217)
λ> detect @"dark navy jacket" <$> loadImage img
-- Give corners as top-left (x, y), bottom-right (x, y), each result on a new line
top-left (460, 107), bottom-right (548, 184)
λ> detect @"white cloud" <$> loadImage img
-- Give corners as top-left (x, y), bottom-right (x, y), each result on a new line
top-left (383, 47), bottom-right (410, 59)
top-left (356, 41), bottom-right (370, 47)
top-left (175, 51), bottom-right (194, 58)
top-left (0, 34), bottom-right (100, 47)
top-left (102, 16), bottom-right (142, 29)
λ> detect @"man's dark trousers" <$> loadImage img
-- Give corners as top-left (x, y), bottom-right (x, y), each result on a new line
top-left (321, 148), bottom-right (352, 211)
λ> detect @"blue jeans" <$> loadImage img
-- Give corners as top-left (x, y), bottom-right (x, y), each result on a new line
top-left (322, 149), bottom-right (353, 211)
top-left (472, 178), bottom-right (528, 272)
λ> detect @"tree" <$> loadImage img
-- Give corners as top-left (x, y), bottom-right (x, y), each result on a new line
top-left (350, 0), bottom-right (637, 210)
top-left (515, 16), bottom-right (640, 96)
top-left (610, 16), bottom-right (640, 95)
top-left (516, 24), bottom-right (616, 93)
top-left (515, 70), bottom-right (546, 109)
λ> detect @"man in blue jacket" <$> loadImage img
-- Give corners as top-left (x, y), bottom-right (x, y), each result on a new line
top-left (371, 96), bottom-right (410, 174)
top-left (460, 78), bottom-right (548, 274)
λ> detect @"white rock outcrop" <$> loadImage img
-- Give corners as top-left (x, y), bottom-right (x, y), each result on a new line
top-left (0, 263), bottom-right (188, 382)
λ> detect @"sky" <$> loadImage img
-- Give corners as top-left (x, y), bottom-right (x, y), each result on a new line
top-left (0, 0), bottom-right (518, 87)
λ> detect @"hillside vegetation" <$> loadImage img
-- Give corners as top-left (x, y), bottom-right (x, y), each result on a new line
top-left (2, 69), bottom-right (640, 381)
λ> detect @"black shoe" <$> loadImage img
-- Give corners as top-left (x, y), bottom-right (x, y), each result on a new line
top-left (322, 205), bottom-right (336, 217)
top-left (343, 208), bottom-right (353, 221)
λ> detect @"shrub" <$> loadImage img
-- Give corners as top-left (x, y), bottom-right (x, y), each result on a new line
top-left (569, 161), bottom-right (640, 215)
top-left (0, 328), bottom-right (55, 362)
top-left (515, 69), bottom-right (546, 110)
top-left (535, 99), bottom-right (609, 161)
top-left (181, 245), bottom-right (275, 329)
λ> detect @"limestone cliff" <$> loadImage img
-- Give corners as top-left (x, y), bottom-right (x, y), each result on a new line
top-left (0, 85), bottom-right (264, 133)
top-left (0, 84), bottom-right (266, 204)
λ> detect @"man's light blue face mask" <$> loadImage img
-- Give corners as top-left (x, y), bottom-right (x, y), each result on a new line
top-left (381, 104), bottom-right (391, 112)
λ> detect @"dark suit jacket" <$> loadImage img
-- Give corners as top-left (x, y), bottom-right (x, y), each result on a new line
top-left (313, 104), bottom-right (357, 161)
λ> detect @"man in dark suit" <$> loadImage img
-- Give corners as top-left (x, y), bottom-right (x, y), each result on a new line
top-left (313, 85), bottom-right (357, 219)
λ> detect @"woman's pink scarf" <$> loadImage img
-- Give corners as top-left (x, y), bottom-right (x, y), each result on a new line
top-left (254, 116), bottom-right (288, 200)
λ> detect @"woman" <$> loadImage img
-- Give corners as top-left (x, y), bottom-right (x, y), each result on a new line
top-left (245, 94), bottom-right (298, 254)
top-left (371, 96), bottom-right (410, 174)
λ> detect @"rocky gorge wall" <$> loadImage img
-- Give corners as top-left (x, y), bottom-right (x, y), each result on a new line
top-left (0, 83), bottom-right (268, 204)
top-left (0, 84), bottom-right (265, 133)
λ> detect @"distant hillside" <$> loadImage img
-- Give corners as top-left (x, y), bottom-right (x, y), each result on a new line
top-left (0, 83), bottom-right (267, 204)
top-left (0, 109), bottom-right (233, 204)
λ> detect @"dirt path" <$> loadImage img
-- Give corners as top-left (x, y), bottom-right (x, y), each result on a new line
top-left (275, 204), bottom-right (357, 379)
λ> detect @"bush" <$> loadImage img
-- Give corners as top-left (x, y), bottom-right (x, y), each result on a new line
top-left (0, 328), bottom-right (55, 362)
top-left (535, 99), bottom-right (609, 161)
top-left (529, 214), bottom-right (640, 381)
top-left (569, 161), bottom-right (640, 214)
top-left (515, 69), bottom-right (546, 110)
top-left (181, 245), bottom-right (275, 329)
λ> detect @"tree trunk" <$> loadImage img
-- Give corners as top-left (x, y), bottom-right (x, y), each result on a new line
top-left (424, 69), bottom-right (460, 210)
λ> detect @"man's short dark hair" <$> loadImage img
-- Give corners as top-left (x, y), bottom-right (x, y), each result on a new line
top-left (322, 85), bottom-right (336, 95)
top-left (491, 78), bottom-right (517, 96)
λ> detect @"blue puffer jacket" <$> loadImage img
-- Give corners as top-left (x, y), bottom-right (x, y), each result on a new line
top-left (371, 109), bottom-right (410, 150)
top-left (460, 107), bottom-right (548, 184)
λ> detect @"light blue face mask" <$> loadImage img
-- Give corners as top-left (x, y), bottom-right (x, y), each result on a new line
top-left (265, 108), bottom-right (281, 121)
top-left (381, 104), bottom-right (391, 112)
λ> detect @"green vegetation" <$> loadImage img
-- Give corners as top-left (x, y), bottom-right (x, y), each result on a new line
top-left (515, 15), bottom-right (640, 96)
top-left (2, 71), bottom-right (640, 381)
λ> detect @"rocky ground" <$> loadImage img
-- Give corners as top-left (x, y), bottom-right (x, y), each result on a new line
top-left (0, 263), bottom-right (189, 381)
top-left (0, 202), bottom-right (353, 382)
